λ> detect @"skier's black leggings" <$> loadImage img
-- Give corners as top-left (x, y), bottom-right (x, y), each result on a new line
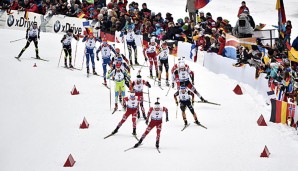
top-left (63, 45), bottom-right (72, 58)
top-left (24, 37), bottom-right (38, 49)
top-left (180, 100), bottom-right (195, 114)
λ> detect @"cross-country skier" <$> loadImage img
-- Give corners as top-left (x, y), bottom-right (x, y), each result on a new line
top-left (111, 56), bottom-right (131, 88)
top-left (172, 60), bottom-right (207, 102)
top-left (157, 42), bottom-right (170, 86)
top-left (96, 39), bottom-right (116, 85)
top-left (134, 100), bottom-right (169, 149)
top-left (110, 48), bottom-right (130, 67)
top-left (106, 63), bottom-right (131, 111)
top-left (174, 86), bottom-right (200, 126)
top-left (60, 28), bottom-right (79, 68)
top-left (111, 56), bottom-right (130, 74)
top-left (143, 37), bottom-right (159, 78)
top-left (16, 21), bottom-right (41, 60)
top-left (130, 74), bottom-right (151, 119)
top-left (82, 33), bottom-right (101, 75)
top-left (121, 25), bottom-right (139, 65)
top-left (111, 92), bottom-right (141, 135)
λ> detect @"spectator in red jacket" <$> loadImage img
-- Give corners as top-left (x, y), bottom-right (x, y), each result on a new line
top-left (28, 2), bottom-right (39, 13)
top-left (10, 0), bottom-right (19, 10)
top-left (237, 1), bottom-right (249, 18)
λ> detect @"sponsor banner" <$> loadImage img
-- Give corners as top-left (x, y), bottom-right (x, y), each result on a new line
top-left (0, 10), bottom-right (7, 28)
top-left (5, 10), bottom-right (41, 30)
top-left (47, 15), bottom-right (85, 35)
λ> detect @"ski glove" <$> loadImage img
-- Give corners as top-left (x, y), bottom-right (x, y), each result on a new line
top-left (192, 100), bottom-right (194, 105)
top-left (145, 120), bottom-right (149, 125)
top-left (97, 56), bottom-right (99, 61)
top-left (175, 101), bottom-right (178, 106)
top-left (145, 58), bottom-right (148, 62)
top-left (185, 8), bottom-right (187, 12)
top-left (200, 97), bottom-right (206, 102)
top-left (172, 82), bottom-right (174, 88)
top-left (166, 117), bottom-right (169, 122)
top-left (147, 82), bottom-right (151, 88)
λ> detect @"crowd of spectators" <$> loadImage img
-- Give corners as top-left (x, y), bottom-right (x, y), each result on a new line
top-left (0, 0), bottom-right (297, 126)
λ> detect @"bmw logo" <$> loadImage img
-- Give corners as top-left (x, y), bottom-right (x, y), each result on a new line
top-left (54, 20), bottom-right (61, 33)
top-left (7, 15), bottom-right (14, 27)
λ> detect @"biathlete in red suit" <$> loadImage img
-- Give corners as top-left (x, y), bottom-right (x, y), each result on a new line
top-left (143, 37), bottom-right (159, 78)
top-left (130, 74), bottom-right (151, 119)
top-left (111, 93), bottom-right (141, 135)
top-left (134, 101), bottom-right (169, 148)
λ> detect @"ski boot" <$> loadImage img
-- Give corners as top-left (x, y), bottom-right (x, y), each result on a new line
top-left (114, 103), bottom-right (118, 111)
top-left (112, 126), bottom-right (119, 134)
top-left (132, 128), bottom-right (136, 135)
top-left (158, 80), bottom-right (161, 87)
top-left (35, 48), bottom-right (40, 59)
top-left (194, 120), bottom-right (200, 125)
top-left (68, 57), bottom-right (73, 68)
top-left (87, 67), bottom-right (90, 76)
top-left (17, 48), bottom-right (25, 59)
top-left (92, 68), bottom-right (97, 75)
top-left (134, 138), bottom-right (143, 148)
top-left (135, 58), bottom-right (139, 65)
top-left (64, 58), bottom-right (68, 68)
top-left (149, 70), bottom-right (153, 79)
top-left (156, 141), bottom-right (159, 148)
top-left (166, 80), bottom-right (170, 87)
top-left (103, 78), bottom-right (107, 86)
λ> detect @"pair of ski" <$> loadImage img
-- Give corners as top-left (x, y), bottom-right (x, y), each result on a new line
top-left (194, 101), bottom-right (221, 106)
top-left (87, 72), bottom-right (100, 78)
top-left (15, 57), bottom-right (49, 62)
top-left (61, 66), bottom-right (80, 71)
top-left (181, 122), bottom-right (207, 131)
top-left (124, 145), bottom-right (161, 153)
top-left (104, 133), bottom-right (139, 141)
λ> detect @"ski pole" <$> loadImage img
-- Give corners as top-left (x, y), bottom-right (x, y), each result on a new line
top-left (148, 87), bottom-right (151, 108)
top-left (176, 105), bottom-right (178, 119)
top-left (74, 40), bottom-right (78, 67)
top-left (165, 86), bottom-right (171, 96)
top-left (109, 78), bottom-right (112, 111)
top-left (10, 38), bottom-right (26, 43)
top-left (57, 48), bottom-right (63, 67)
top-left (81, 49), bottom-right (86, 70)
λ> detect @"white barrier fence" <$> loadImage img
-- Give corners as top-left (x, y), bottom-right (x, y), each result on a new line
top-left (203, 52), bottom-right (269, 100)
